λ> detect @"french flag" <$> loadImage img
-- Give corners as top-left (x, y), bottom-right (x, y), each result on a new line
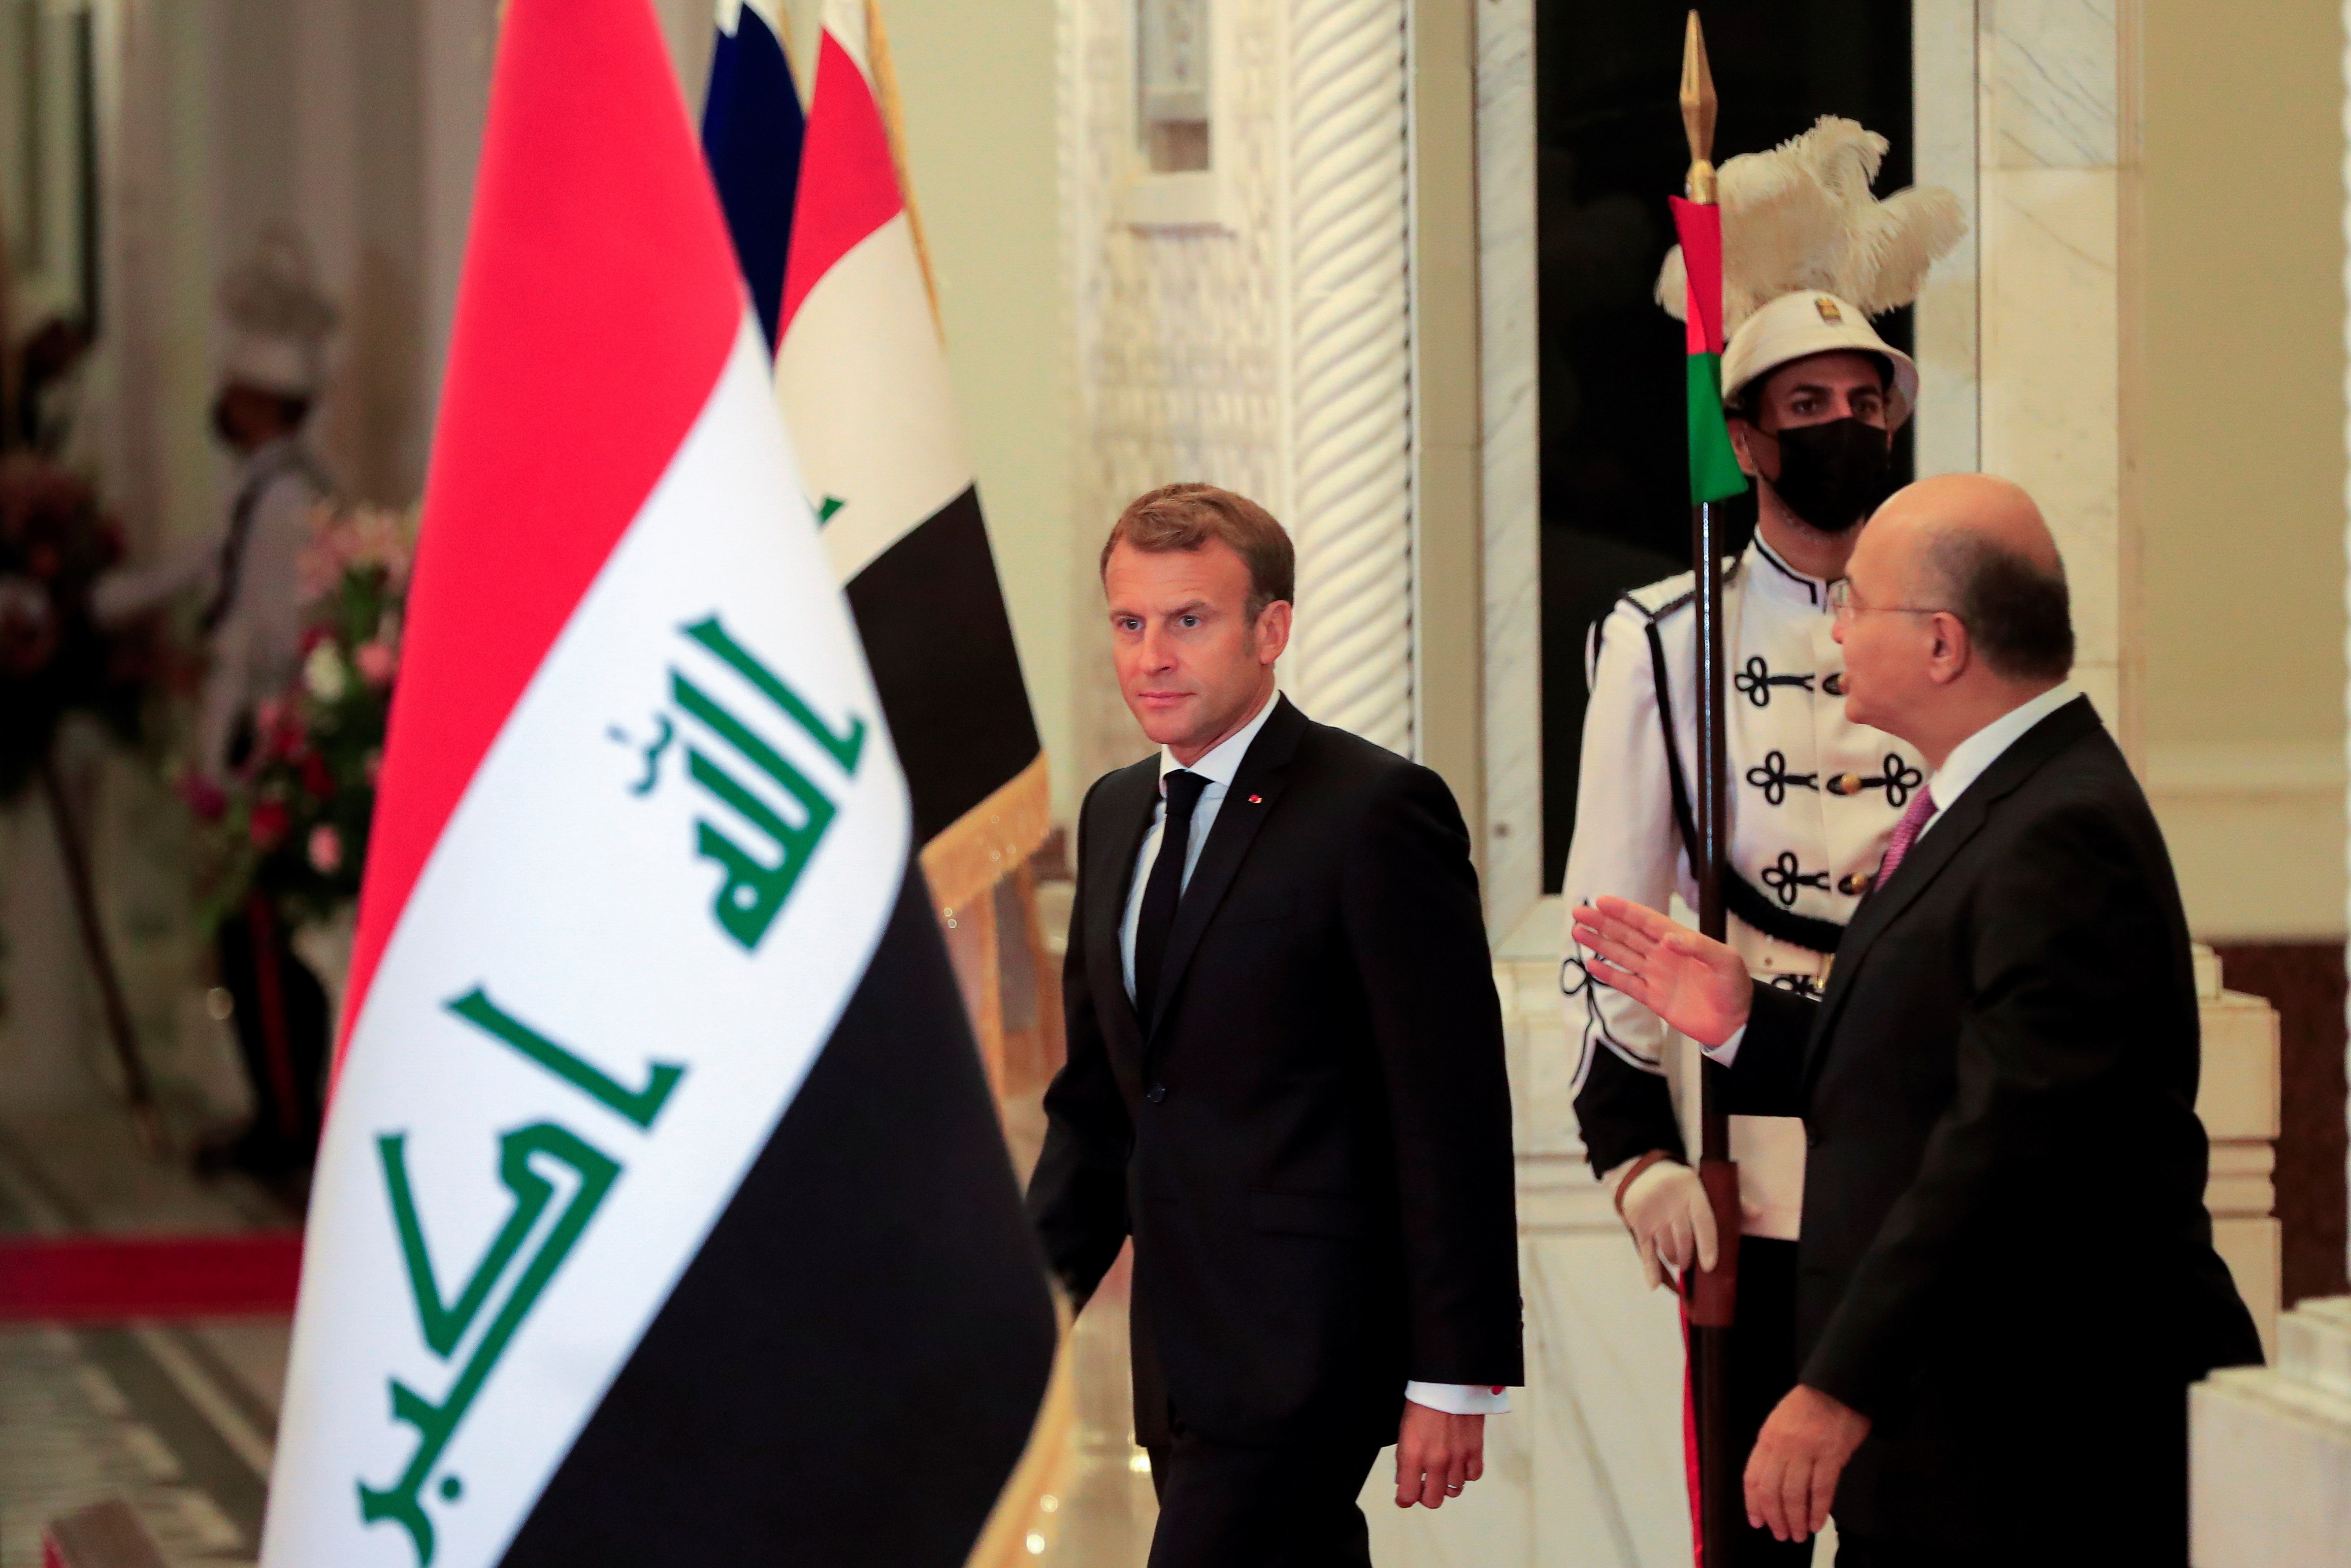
top-left (257, 2), bottom-right (1055, 1563)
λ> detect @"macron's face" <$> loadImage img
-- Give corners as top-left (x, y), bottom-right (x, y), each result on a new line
top-left (1104, 539), bottom-right (1282, 755)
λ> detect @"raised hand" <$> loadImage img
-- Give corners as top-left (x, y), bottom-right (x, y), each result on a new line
top-left (1569, 895), bottom-right (1753, 1047)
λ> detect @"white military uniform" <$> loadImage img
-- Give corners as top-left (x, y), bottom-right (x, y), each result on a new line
top-left (93, 230), bottom-right (336, 779)
top-left (95, 438), bottom-right (329, 777)
top-left (1562, 533), bottom-right (1924, 1239)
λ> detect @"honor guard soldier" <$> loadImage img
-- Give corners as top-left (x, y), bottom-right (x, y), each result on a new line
top-left (96, 230), bottom-right (339, 1181)
top-left (1563, 287), bottom-right (1928, 1565)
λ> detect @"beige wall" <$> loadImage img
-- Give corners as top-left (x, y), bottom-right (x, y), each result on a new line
top-left (2138, 0), bottom-right (2347, 939)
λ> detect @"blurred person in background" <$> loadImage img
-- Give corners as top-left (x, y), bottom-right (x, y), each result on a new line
top-left (95, 230), bottom-right (337, 1184)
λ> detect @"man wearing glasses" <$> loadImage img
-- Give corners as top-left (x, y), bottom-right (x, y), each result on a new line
top-left (1561, 290), bottom-right (1927, 1565)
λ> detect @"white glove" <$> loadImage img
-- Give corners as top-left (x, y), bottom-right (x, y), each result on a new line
top-left (1612, 1158), bottom-right (1718, 1291)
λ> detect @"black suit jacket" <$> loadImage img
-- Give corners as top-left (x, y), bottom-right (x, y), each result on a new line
top-left (1026, 696), bottom-right (1523, 1447)
top-left (1729, 696), bottom-right (2261, 1549)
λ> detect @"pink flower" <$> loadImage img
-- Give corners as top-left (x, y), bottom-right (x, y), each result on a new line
top-left (354, 638), bottom-right (397, 686)
top-left (178, 774), bottom-right (227, 822)
top-left (308, 824), bottom-right (343, 874)
top-left (269, 709), bottom-right (308, 760)
top-left (251, 800), bottom-right (290, 850)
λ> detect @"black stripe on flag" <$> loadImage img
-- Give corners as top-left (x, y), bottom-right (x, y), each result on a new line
top-left (499, 865), bottom-right (1057, 1566)
top-left (845, 486), bottom-right (1042, 845)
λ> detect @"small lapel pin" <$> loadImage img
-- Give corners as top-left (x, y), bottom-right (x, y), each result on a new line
top-left (1247, 794), bottom-right (1263, 804)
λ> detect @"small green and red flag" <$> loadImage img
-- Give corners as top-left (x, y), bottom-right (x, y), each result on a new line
top-left (1669, 195), bottom-right (1749, 505)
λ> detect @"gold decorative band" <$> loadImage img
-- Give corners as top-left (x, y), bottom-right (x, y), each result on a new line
top-left (920, 751), bottom-right (1053, 918)
top-left (961, 1300), bottom-right (1080, 1568)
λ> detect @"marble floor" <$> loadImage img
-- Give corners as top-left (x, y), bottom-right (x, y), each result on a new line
top-left (0, 1083), bottom-right (1173, 1568)
top-left (0, 1094), bottom-right (295, 1568)
top-left (0, 1081), bottom-right (1760, 1567)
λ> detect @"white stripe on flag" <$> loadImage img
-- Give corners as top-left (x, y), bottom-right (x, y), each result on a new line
top-left (717, 0), bottom-right (788, 38)
top-left (776, 210), bottom-right (971, 586)
top-left (263, 318), bottom-right (909, 1568)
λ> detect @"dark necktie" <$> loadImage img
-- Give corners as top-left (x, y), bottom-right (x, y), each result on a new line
top-left (1134, 770), bottom-right (1210, 1023)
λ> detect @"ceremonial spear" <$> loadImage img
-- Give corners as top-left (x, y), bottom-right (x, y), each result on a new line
top-left (1669, 13), bottom-right (1748, 1564)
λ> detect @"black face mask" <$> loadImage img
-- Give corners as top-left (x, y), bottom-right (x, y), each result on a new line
top-left (1760, 416), bottom-right (1890, 534)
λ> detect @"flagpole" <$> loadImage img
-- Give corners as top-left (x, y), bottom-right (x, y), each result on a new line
top-left (1678, 13), bottom-right (1743, 1566)
top-left (861, 0), bottom-right (943, 334)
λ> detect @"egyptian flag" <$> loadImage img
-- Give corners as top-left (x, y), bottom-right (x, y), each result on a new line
top-left (700, 0), bottom-right (802, 355)
top-left (774, 0), bottom-right (1044, 914)
top-left (1669, 195), bottom-right (1749, 505)
top-left (257, 2), bottom-right (1055, 1564)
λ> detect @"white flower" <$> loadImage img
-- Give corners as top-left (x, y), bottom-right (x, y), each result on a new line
top-left (303, 641), bottom-right (348, 702)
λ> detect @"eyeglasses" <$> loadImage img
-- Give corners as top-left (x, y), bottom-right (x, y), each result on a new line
top-left (1826, 578), bottom-right (1954, 625)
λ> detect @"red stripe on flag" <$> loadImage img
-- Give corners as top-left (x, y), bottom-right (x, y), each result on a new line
top-left (342, 0), bottom-right (742, 1069)
top-left (1669, 197), bottom-right (1727, 357)
top-left (776, 30), bottom-right (905, 339)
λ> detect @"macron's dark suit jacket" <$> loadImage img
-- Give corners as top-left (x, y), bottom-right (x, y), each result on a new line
top-left (1026, 696), bottom-right (1523, 1449)
top-left (1730, 696), bottom-right (2260, 1555)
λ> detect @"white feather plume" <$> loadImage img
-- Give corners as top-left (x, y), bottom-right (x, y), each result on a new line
top-left (1656, 117), bottom-right (1967, 331)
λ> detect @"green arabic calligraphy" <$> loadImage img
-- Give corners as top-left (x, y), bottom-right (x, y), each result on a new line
top-left (446, 989), bottom-right (682, 1129)
top-left (357, 991), bottom-right (685, 1565)
top-left (671, 615), bottom-right (865, 951)
top-left (361, 1123), bottom-right (615, 1564)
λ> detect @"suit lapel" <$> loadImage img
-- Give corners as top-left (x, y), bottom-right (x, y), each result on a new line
top-left (1088, 759), bottom-right (1161, 1057)
top-left (1145, 697), bottom-right (1309, 1040)
top-left (1804, 696), bottom-right (2104, 1084)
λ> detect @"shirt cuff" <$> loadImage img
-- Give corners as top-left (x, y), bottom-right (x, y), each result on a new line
top-left (1701, 1021), bottom-right (1747, 1067)
top-left (1405, 1380), bottom-right (1511, 1415)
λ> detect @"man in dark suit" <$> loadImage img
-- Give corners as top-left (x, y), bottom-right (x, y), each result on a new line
top-left (1028, 483), bottom-right (1523, 1566)
top-left (1573, 474), bottom-right (2260, 1566)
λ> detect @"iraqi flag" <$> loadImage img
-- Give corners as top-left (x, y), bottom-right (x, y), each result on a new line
top-left (257, 3), bottom-right (1056, 1564)
top-left (774, 0), bottom-right (1045, 913)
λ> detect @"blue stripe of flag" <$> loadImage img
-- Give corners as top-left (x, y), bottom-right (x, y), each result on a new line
top-left (701, 4), bottom-right (805, 356)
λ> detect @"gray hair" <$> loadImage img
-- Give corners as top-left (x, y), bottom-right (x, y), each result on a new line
top-left (1929, 531), bottom-right (2074, 682)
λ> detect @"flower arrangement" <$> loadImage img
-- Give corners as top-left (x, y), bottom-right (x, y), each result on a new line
top-left (201, 501), bottom-right (415, 929)
top-left (0, 454), bottom-right (147, 798)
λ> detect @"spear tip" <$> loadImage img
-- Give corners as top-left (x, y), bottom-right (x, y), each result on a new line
top-left (1679, 11), bottom-right (1719, 202)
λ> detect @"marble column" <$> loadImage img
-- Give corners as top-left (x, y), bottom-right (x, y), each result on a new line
top-left (1476, 0), bottom-right (1539, 939)
top-left (1976, 0), bottom-right (2132, 742)
top-left (1284, 0), bottom-right (1415, 756)
top-left (1912, 0), bottom-right (1981, 479)
top-left (1064, 0), bottom-right (1419, 780)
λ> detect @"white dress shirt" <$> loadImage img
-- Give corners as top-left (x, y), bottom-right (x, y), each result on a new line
top-left (1706, 681), bottom-right (2081, 1066)
top-left (1911, 681), bottom-right (2079, 843)
top-left (1119, 687), bottom-right (1509, 1417)
top-left (1119, 689), bottom-right (1281, 1000)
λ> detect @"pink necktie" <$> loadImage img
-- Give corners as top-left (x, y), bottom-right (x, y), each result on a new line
top-left (1874, 788), bottom-right (1940, 888)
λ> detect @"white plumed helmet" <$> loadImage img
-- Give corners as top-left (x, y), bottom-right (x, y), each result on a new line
top-left (217, 228), bottom-right (338, 399)
top-left (1656, 116), bottom-right (1965, 431)
top-left (1720, 290), bottom-right (1919, 429)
